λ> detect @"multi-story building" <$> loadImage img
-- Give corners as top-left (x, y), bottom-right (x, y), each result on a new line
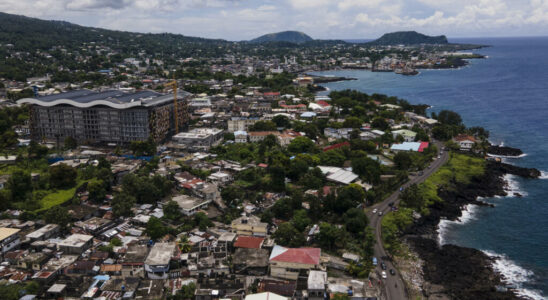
top-left (18, 89), bottom-right (190, 144)
top-left (269, 245), bottom-right (321, 280)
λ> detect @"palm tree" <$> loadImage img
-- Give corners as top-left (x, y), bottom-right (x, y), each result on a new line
top-left (177, 235), bottom-right (191, 253)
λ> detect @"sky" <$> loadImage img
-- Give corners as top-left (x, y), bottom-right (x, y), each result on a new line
top-left (1, 0), bottom-right (548, 40)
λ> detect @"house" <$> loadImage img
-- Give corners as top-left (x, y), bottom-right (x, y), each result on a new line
top-left (453, 134), bottom-right (476, 151)
top-left (245, 292), bottom-right (288, 300)
top-left (208, 171), bottom-right (233, 185)
top-left (172, 194), bottom-right (212, 216)
top-left (308, 270), bottom-right (327, 300)
top-left (231, 215), bottom-right (268, 237)
top-left (25, 224), bottom-right (60, 242)
top-left (172, 128), bottom-right (224, 151)
top-left (0, 227), bottom-right (21, 254)
top-left (144, 243), bottom-right (176, 279)
top-left (257, 279), bottom-right (297, 298)
top-left (318, 166), bottom-right (359, 185)
top-left (390, 142), bottom-right (429, 153)
top-left (269, 245), bottom-right (321, 280)
top-left (392, 129), bottom-right (417, 142)
top-left (232, 248), bottom-right (269, 275)
top-left (234, 130), bottom-right (248, 143)
top-left (234, 236), bottom-right (264, 249)
top-left (57, 234), bottom-right (94, 254)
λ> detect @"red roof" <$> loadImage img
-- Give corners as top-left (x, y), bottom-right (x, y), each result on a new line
top-left (454, 134), bottom-right (476, 142)
top-left (258, 163), bottom-right (268, 168)
top-left (264, 92), bottom-right (280, 96)
top-left (418, 142), bottom-right (429, 152)
top-left (323, 141), bottom-right (350, 152)
top-left (316, 100), bottom-right (331, 107)
top-left (234, 236), bottom-right (264, 249)
top-left (270, 247), bottom-right (321, 265)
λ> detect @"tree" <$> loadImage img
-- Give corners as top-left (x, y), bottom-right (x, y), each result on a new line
top-left (437, 110), bottom-right (462, 126)
top-left (262, 134), bottom-right (279, 148)
top-left (112, 192), bottom-right (136, 217)
top-left (351, 156), bottom-right (381, 184)
top-left (44, 206), bottom-right (70, 229)
top-left (319, 149), bottom-right (346, 167)
top-left (343, 208), bottom-right (368, 237)
top-left (287, 158), bottom-right (309, 181)
top-left (371, 117), bottom-right (389, 131)
top-left (163, 200), bottom-right (182, 221)
top-left (168, 282), bottom-right (196, 300)
top-left (288, 136), bottom-right (317, 154)
top-left (221, 185), bottom-right (244, 207)
top-left (268, 163), bottom-right (286, 192)
top-left (273, 222), bottom-right (305, 247)
top-left (7, 169), bottom-right (32, 202)
top-left (146, 216), bottom-right (168, 240)
top-left (49, 164), bottom-right (77, 189)
top-left (250, 120), bottom-right (277, 131)
top-left (272, 115), bottom-right (291, 128)
top-left (318, 222), bottom-right (345, 251)
top-left (299, 167), bottom-right (325, 189)
top-left (28, 141), bottom-right (49, 159)
top-left (291, 210), bottom-right (311, 232)
top-left (334, 184), bottom-right (366, 214)
top-left (87, 179), bottom-right (107, 202)
top-left (193, 212), bottom-right (213, 231)
top-left (343, 116), bottom-right (362, 128)
top-left (64, 136), bottom-right (77, 150)
top-left (400, 184), bottom-right (424, 209)
top-left (393, 152), bottom-right (413, 170)
top-left (223, 132), bottom-right (235, 141)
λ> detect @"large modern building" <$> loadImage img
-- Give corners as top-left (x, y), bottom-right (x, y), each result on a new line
top-left (17, 89), bottom-right (191, 144)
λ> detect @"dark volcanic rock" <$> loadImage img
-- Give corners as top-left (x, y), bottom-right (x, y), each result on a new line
top-left (409, 237), bottom-right (519, 300)
top-left (402, 160), bottom-right (539, 299)
top-left (488, 145), bottom-right (523, 157)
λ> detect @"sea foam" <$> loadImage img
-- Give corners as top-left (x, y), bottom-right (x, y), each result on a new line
top-left (539, 171), bottom-right (548, 180)
top-left (503, 174), bottom-right (528, 197)
top-left (437, 203), bottom-right (478, 245)
top-left (482, 250), bottom-right (545, 300)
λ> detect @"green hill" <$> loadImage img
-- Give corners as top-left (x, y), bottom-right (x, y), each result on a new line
top-left (368, 31), bottom-right (448, 46)
top-left (250, 31), bottom-right (314, 44)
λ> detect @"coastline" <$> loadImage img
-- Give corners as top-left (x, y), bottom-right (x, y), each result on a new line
top-left (402, 159), bottom-right (541, 299)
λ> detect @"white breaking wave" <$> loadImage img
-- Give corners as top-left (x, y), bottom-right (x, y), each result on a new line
top-left (437, 203), bottom-right (479, 245)
top-left (482, 250), bottom-right (545, 300)
top-left (539, 171), bottom-right (548, 179)
top-left (488, 153), bottom-right (527, 159)
top-left (503, 174), bottom-right (528, 197)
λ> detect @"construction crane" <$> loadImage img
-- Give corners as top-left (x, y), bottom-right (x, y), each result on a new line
top-left (164, 79), bottom-right (179, 134)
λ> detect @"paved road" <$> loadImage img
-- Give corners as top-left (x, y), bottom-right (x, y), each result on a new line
top-left (367, 143), bottom-right (449, 300)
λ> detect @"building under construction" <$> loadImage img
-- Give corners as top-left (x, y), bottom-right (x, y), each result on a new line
top-left (17, 89), bottom-right (190, 145)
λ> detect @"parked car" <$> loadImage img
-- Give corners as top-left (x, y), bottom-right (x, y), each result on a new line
top-left (372, 209), bottom-right (378, 214)
top-left (378, 211), bottom-right (383, 216)
top-left (381, 262), bottom-right (387, 270)
top-left (381, 271), bottom-right (387, 279)
top-left (372, 257), bottom-right (378, 266)
top-left (390, 269), bottom-right (396, 275)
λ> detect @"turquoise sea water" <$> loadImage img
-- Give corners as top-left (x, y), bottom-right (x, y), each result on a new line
top-left (312, 37), bottom-right (548, 299)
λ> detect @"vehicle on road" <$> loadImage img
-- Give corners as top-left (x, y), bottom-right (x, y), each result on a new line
top-left (372, 257), bottom-right (378, 266)
top-left (378, 211), bottom-right (383, 216)
top-left (381, 271), bottom-right (387, 279)
top-left (390, 269), bottom-right (396, 275)
top-left (372, 209), bottom-right (377, 214)
top-left (381, 262), bottom-right (387, 270)
top-left (388, 202), bottom-right (394, 207)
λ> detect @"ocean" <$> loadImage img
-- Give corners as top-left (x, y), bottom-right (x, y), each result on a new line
top-left (311, 37), bottom-right (548, 299)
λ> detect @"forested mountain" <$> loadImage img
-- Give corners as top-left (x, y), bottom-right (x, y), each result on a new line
top-left (250, 31), bottom-right (314, 44)
top-left (368, 31), bottom-right (448, 45)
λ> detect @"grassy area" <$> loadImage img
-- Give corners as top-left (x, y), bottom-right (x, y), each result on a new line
top-left (36, 187), bottom-right (77, 212)
top-left (381, 153), bottom-right (485, 254)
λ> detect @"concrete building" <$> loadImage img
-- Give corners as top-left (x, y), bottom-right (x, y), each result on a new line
top-left (17, 89), bottom-right (190, 144)
top-left (228, 118), bottom-right (258, 132)
top-left (25, 224), bottom-right (60, 242)
top-left (57, 234), bottom-right (94, 254)
top-left (231, 215), bottom-right (268, 237)
top-left (269, 245), bottom-right (321, 280)
top-left (234, 130), bottom-right (248, 143)
top-left (144, 243), bottom-right (176, 279)
top-left (0, 227), bottom-right (21, 254)
top-left (172, 194), bottom-right (212, 216)
top-left (392, 129), bottom-right (417, 142)
top-left (307, 270), bottom-right (327, 300)
top-left (172, 128), bottom-right (223, 151)
top-left (453, 134), bottom-right (477, 151)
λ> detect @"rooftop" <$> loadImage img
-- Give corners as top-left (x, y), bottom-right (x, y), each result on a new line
top-left (145, 243), bottom-right (176, 266)
top-left (234, 236), bottom-right (264, 249)
top-left (17, 89), bottom-right (191, 109)
top-left (57, 233), bottom-right (93, 248)
top-left (269, 245), bottom-right (321, 265)
top-left (0, 227), bottom-right (20, 241)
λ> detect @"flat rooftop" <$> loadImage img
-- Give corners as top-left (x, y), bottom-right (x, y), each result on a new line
top-left (58, 234), bottom-right (93, 248)
top-left (0, 227), bottom-right (20, 241)
top-left (172, 194), bottom-right (211, 210)
top-left (145, 243), bottom-right (176, 266)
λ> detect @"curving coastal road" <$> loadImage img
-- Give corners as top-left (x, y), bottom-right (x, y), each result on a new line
top-left (367, 143), bottom-right (449, 300)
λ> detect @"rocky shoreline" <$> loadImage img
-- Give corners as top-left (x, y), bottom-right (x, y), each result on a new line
top-left (488, 145), bottom-right (524, 157)
top-left (403, 160), bottom-right (540, 299)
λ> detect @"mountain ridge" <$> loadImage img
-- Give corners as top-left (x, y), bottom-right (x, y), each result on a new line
top-left (249, 31), bottom-right (314, 44)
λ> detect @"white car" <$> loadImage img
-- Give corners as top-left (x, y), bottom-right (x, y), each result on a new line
top-left (372, 209), bottom-right (378, 214)
top-left (381, 271), bottom-right (387, 279)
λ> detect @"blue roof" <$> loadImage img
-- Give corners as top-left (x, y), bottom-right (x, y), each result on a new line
top-left (390, 142), bottom-right (421, 152)
top-left (301, 112), bottom-right (317, 118)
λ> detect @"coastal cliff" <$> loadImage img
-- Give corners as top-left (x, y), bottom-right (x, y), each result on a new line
top-left (403, 159), bottom-right (540, 299)
top-left (488, 145), bottom-right (524, 157)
